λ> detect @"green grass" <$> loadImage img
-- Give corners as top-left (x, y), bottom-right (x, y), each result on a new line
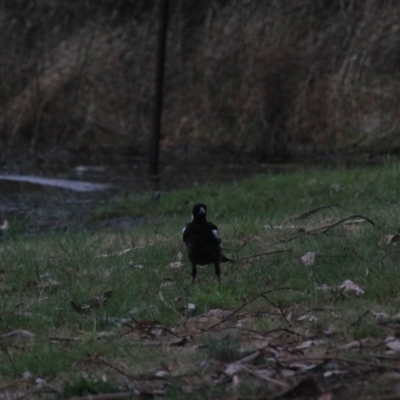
top-left (2, 163), bottom-right (400, 398)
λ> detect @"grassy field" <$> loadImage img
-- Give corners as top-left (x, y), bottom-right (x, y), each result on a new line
top-left (2, 163), bottom-right (400, 399)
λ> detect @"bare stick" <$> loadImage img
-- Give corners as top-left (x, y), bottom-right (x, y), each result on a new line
top-left (277, 214), bottom-right (380, 243)
top-left (199, 287), bottom-right (302, 333)
top-left (234, 249), bottom-right (291, 261)
top-left (290, 204), bottom-right (344, 220)
top-left (317, 214), bottom-right (378, 233)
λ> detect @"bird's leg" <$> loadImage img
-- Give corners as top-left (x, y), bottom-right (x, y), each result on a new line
top-left (192, 263), bottom-right (197, 283)
top-left (214, 262), bottom-right (221, 283)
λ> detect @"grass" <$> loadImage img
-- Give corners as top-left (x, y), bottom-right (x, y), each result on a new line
top-left (2, 163), bottom-right (400, 398)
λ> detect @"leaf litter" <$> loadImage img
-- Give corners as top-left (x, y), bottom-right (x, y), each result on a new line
top-left (2, 206), bottom-right (400, 399)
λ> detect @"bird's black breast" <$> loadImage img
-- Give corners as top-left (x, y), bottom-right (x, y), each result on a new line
top-left (183, 221), bottom-right (222, 266)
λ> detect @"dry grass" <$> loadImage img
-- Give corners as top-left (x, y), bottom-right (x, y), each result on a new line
top-left (1, 2), bottom-right (400, 159)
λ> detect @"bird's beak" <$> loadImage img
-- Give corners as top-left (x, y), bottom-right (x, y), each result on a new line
top-left (199, 207), bottom-right (206, 214)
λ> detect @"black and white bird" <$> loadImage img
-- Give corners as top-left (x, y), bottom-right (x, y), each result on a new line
top-left (182, 203), bottom-right (231, 283)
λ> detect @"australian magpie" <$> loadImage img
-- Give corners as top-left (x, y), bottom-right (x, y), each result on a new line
top-left (182, 203), bottom-right (231, 283)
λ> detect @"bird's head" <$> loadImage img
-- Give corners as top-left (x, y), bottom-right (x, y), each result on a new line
top-left (191, 203), bottom-right (207, 220)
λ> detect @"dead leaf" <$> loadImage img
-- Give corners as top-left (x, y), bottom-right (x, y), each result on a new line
top-left (70, 291), bottom-right (113, 313)
top-left (160, 281), bottom-right (175, 288)
top-left (296, 314), bottom-right (318, 322)
top-left (392, 312), bottom-right (400, 320)
top-left (339, 340), bottom-right (367, 350)
top-left (281, 369), bottom-right (296, 377)
top-left (155, 370), bottom-right (168, 378)
top-left (70, 300), bottom-right (90, 313)
top-left (97, 248), bottom-right (133, 258)
top-left (338, 279), bottom-right (364, 295)
top-left (0, 219), bottom-right (9, 232)
top-left (167, 261), bottom-right (183, 268)
top-left (232, 374), bottom-right (240, 389)
top-left (128, 262), bottom-right (144, 268)
top-left (35, 378), bottom-right (46, 389)
top-left (38, 275), bottom-right (61, 289)
top-left (315, 284), bottom-right (331, 291)
top-left (378, 372), bottom-right (400, 382)
top-left (371, 311), bottom-right (389, 320)
top-left (225, 364), bottom-right (243, 376)
top-left (385, 336), bottom-right (400, 352)
top-left (301, 252), bottom-right (315, 267)
top-left (323, 369), bottom-right (347, 378)
top-left (318, 391), bottom-right (333, 400)
top-left (323, 324), bottom-right (336, 335)
top-left (266, 225), bottom-right (303, 229)
top-left (204, 309), bottom-right (231, 318)
top-left (295, 340), bottom-right (315, 350)
top-left (2, 329), bottom-right (36, 339)
top-left (288, 363), bottom-right (319, 372)
top-left (385, 234), bottom-right (400, 245)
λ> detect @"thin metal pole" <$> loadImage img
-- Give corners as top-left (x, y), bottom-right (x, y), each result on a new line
top-left (149, 0), bottom-right (169, 182)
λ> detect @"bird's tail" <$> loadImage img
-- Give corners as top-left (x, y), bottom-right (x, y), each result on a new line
top-left (221, 254), bottom-right (233, 263)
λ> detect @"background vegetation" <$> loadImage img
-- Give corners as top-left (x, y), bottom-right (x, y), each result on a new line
top-left (1, 0), bottom-right (400, 161)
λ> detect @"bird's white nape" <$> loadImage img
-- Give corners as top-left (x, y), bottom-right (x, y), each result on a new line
top-left (182, 227), bottom-right (186, 234)
top-left (190, 214), bottom-right (194, 222)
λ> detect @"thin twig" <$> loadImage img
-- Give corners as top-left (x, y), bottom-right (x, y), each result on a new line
top-left (277, 355), bottom-right (400, 370)
top-left (121, 319), bottom-right (180, 339)
top-left (260, 295), bottom-right (289, 323)
top-left (83, 357), bottom-right (137, 380)
top-left (232, 349), bottom-right (262, 365)
top-left (243, 365), bottom-right (288, 387)
top-left (235, 249), bottom-right (291, 261)
top-left (316, 214), bottom-right (378, 233)
top-left (290, 204), bottom-right (344, 220)
top-left (199, 287), bottom-right (302, 333)
top-left (350, 310), bottom-right (372, 327)
top-left (277, 214), bottom-right (380, 243)
top-left (204, 325), bottom-right (307, 339)
top-left (296, 308), bottom-right (337, 320)
top-left (67, 392), bottom-right (145, 400)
